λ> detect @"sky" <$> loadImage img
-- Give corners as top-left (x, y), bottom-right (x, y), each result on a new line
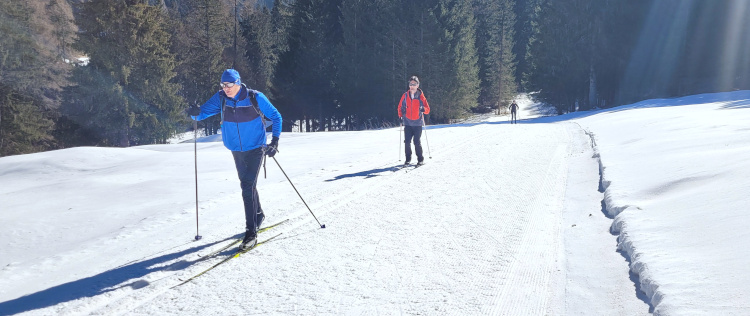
top-left (1, 91), bottom-right (749, 315)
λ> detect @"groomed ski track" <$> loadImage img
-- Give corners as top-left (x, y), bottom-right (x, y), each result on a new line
top-left (3, 120), bottom-right (647, 315)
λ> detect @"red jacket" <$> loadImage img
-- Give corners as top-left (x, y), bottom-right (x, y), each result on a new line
top-left (397, 89), bottom-right (430, 126)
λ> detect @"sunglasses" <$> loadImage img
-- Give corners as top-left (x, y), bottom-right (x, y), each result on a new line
top-left (220, 81), bottom-right (238, 88)
top-left (408, 82), bottom-right (418, 86)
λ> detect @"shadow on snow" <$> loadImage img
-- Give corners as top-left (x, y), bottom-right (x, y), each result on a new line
top-left (325, 165), bottom-right (400, 182)
top-left (0, 235), bottom-right (240, 316)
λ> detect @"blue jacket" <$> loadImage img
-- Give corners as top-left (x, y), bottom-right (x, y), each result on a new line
top-left (192, 85), bottom-right (282, 152)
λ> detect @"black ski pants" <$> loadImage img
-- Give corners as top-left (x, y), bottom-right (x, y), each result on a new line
top-left (404, 125), bottom-right (424, 162)
top-left (232, 148), bottom-right (265, 235)
top-left (511, 110), bottom-right (518, 124)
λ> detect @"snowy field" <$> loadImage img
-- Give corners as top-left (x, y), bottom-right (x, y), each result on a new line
top-left (1, 91), bottom-right (749, 315)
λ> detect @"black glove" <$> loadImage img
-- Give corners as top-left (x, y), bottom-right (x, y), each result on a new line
top-left (186, 105), bottom-right (201, 116)
top-left (266, 136), bottom-right (279, 157)
top-left (420, 105), bottom-right (425, 113)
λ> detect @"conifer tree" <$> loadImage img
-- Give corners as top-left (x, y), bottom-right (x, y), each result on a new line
top-left (0, 85), bottom-right (55, 156)
top-left (270, 0), bottom-right (293, 57)
top-left (429, 0), bottom-right (480, 122)
top-left (526, 0), bottom-right (649, 112)
top-left (525, 0), bottom-right (587, 113)
top-left (515, 0), bottom-right (543, 91)
top-left (474, 0), bottom-right (517, 112)
top-left (171, 0), bottom-right (232, 136)
top-left (63, 0), bottom-right (183, 146)
top-left (241, 5), bottom-right (275, 92)
top-left (0, 0), bottom-right (57, 156)
top-left (336, 0), bottom-right (397, 129)
top-left (46, 0), bottom-right (76, 61)
top-left (273, 0), bottom-right (342, 131)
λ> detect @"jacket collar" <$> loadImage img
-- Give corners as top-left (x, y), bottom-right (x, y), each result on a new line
top-left (220, 84), bottom-right (249, 101)
top-left (407, 88), bottom-right (422, 98)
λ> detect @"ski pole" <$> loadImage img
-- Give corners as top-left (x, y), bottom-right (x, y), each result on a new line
top-left (399, 121), bottom-right (403, 161)
top-left (423, 124), bottom-right (432, 159)
top-left (193, 120), bottom-right (202, 240)
top-left (271, 156), bottom-right (326, 229)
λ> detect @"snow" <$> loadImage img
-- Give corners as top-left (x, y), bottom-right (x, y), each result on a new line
top-left (1, 91), bottom-right (749, 315)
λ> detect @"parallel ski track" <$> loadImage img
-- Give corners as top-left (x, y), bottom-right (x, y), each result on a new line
top-left (485, 125), bottom-right (570, 315)
top-left (403, 123), bottom-right (570, 314)
top-left (171, 232), bottom-right (283, 288)
top-left (313, 123), bottom-right (572, 314)
top-left (67, 221), bottom-right (288, 316)
top-left (87, 125), bottom-right (498, 315)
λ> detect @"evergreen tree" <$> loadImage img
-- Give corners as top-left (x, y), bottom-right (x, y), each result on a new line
top-left (63, 0), bottom-right (183, 147)
top-left (0, 0), bottom-right (57, 156)
top-left (170, 0), bottom-right (232, 136)
top-left (241, 5), bottom-right (275, 92)
top-left (429, 0), bottom-right (480, 122)
top-left (474, 0), bottom-right (517, 113)
top-left (515, 0), bottom-right (543, 91)
top-left (591, 0), bottom-right (648, 108)
top-left (0, 85), bottom-right (55, 156)
top-left (273, 0), bottom-right (343, 131)
top-left (270, 0), bottom-right (294, 58)
top-left (45, 0), bottom-right (76, 61)
top-left (618, 0), bottom-right (750, 103)
top-left (526, 0), bottom-right (648, 112)
top-left (336, 0), bottom-right (397, 129)
top-left (525, 0), bottom-right (588, 113)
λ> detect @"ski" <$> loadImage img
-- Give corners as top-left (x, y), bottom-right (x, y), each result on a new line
top-left (404, 162), bottom-right (424, 173)
top-left (392, 163), bottom-right (412, 171)
top-left (393, 162), bottom-right (424, 172)
top-left (198, 219), bottom-right (288, 259)
top-left (173, 233), bottom-right (283, 288)
top-left (259, 218), bottom-right (289, 234)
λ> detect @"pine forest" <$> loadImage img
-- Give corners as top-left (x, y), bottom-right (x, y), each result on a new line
top-left (2, 0), bottom-right (750, 156)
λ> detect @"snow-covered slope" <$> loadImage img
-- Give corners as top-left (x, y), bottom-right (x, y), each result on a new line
top-left (574, 91), bottom-right (750, 315)
top-left (2, 90), bottom-right (749, 315)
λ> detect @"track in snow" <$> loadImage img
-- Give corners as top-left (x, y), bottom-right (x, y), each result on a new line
top-left (12, 120), bottom-right (642, 315)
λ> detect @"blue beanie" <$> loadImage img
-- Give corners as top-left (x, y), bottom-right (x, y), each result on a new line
top-left (221, 69), bottom-right (241, 85)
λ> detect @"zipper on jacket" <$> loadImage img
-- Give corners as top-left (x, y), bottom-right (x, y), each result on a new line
top-left (231, 105), bottom-right (244, 150)
top-left (236, 121), bottom-right (243, 150)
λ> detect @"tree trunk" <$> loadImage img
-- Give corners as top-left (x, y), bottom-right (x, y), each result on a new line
top-left (119, 128), bottom-right (129, 147)
top-left (588, 63), bottom-right (596, 110)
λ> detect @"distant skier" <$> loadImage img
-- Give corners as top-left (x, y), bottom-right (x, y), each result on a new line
top-left (509, 101), bottom-right (519, 124)
top-left (398, 76), bottom-right (431, 166)
top-left (186, 69), bottom-right (283, 250)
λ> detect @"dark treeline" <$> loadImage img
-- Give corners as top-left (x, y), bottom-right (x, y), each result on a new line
top-left (2, 0), bottom-right (750, 156)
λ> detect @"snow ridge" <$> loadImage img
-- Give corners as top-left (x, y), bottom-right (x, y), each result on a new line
top-left (584, 129), bottom-right (661, 313)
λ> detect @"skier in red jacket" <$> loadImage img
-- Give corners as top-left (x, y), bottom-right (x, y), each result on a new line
top-left (397, 76), bottom-right (431, 166)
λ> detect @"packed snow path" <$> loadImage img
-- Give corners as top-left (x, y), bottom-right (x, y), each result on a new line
top-left (0, 118), bottom-right (648, 315)
top-left (129, 122), bottom-right (576, 315)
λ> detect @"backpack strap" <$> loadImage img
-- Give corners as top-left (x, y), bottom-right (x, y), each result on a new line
top-left (248, 89), bottom-right (270, 133)
top-left (248, 89), bottom-right (264, 119)
top-left (220, 93), bottom-right (226, 124)
top-left (249, 90), bottom-right (259, 109)
top-left (401, 92), bottom-right (408, 116)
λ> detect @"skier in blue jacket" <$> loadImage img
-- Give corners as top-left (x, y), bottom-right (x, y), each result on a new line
top-left (187, 69), bottom-right (282, 250)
